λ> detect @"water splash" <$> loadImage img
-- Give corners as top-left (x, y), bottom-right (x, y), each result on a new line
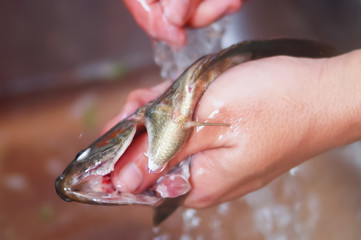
top-left (152, 143), bottom-right (361, 239)
top-left (152, 20), bottom-right (226, 80)
top-left (183, 209), bottom-right (201, 231)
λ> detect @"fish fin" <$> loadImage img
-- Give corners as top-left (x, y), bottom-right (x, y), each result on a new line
top-left (185, 121), bottom-right (229, 129)
top-left (153, 194), bottom-right (188, 226)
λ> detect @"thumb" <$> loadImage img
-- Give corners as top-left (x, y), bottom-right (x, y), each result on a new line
top-left (101, 81), bottom-right (172, 134)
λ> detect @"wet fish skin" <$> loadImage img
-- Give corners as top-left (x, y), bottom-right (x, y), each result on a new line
top-left (55, 39), bottom-right (337, 225)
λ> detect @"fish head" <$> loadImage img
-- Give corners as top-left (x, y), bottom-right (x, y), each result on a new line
top-left (55, 125), bottom-right (192, 224)
top-left (55, 119), bottom-right (137, 204)
top-left (55, 114), bottom-right (191, 218)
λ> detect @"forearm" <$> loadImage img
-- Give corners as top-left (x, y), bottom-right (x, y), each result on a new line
top-left (308, 49), bottom-right (361, 154)
top-left (331, 49), bottom-right (361, 143)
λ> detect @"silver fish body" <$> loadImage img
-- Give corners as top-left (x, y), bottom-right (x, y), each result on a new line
top-left (145, 51), bottom-right (252, 171)
top-left (55, 39), bottom-right (337, 225)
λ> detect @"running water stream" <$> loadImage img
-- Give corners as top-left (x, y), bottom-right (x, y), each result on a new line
top-left (152, 21), bottom-right (226, 80)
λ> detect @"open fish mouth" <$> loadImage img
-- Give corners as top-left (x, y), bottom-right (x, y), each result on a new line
top-left (54, 111), bottom-right (193, 225)
top-left (55, 173), bottom-right (162, 206)
top-left (55, 114), bottom-right (192, 207)
top-left (55, 159), bottom-right (191, 206)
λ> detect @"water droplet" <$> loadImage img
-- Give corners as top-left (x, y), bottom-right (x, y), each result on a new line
top-left (208, 109), bottom-right (220, 119)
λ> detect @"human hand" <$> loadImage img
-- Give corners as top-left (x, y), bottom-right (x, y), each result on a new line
top-left (122, 0), bottom-right (242, 46)
top-left (105, 51), bottom-right (361, 208)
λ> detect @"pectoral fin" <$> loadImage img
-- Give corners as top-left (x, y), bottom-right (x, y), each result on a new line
top-left (153, 194), bottom-right (188, 226)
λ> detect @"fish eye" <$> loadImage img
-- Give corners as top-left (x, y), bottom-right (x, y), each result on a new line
top-left (74, 148), bottom-right (91, 161)
top-left (74, 149), bottom-right (85, 160)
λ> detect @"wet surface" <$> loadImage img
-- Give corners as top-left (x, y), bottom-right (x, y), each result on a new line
top-left (1, 67), bottom-right (361, 240)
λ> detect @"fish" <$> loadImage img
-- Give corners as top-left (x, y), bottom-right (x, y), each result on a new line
top-left (55, 38), bottom-right (337, 225)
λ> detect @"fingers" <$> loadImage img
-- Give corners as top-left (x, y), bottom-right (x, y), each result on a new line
top-left (145, 0), bottom-right (158, 3)
top-left (109, 73), bottom-right (237, 196)
top-left (110, 110), bottom-right (231, 194)
top-left (122, 80), bottom-right (172, 115)
top-left (100, 88), bottom-right (152, 134)
top-left (158, 0), bottom-right (242, 30)
top-left (159, 0), bottom-right (201, 27)
top-left (111, 132), bottom-right (186, 193)
top-left (122, 0), bottom-right (187, 46)
top-left (123, 0), bottom-right (242, 46)
top-left (101, 81), bottom-right (172, 134)
top-left (149, 79), bottom-right (173, 93)
top-left (111, 133), bottom-right (148, 193)
top-left (188, 0), bottom-right (242, 28)
top-left (183, 148), bottom-right (238, 208)
top-left (183, 148), bottom-right (264, 208)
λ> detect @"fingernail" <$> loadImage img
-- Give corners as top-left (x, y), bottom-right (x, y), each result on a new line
top-left (112, 162), bottom-right (143, 193)
top-left (122, 101), bottom-right (138, 116)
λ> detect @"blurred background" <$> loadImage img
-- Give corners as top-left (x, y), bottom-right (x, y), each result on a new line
top-left (1, 0), bottom-right (361, 239)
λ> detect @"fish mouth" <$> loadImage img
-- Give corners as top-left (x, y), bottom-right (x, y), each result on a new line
top-left (55, 153), bottom-right (192, 206)
top-left (55, 169), bottom-right (163, 206)
top-left (54, 97), bottom-right (194, 207)
top-left (54, 124), bottom-right (165, 206)
top-left (55, 174), bottom-right (73, 202)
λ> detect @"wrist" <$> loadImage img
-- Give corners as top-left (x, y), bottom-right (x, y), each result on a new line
top-left (315, 49), bottom-right (361, 149)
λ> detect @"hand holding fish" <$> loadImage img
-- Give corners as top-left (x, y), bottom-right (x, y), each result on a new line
top-left (56, 39), bottom-right (360, 225)
top-left (122, 0), bottom-right (242, 46)
top-left (108, 49), bottom-right (361, 208)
